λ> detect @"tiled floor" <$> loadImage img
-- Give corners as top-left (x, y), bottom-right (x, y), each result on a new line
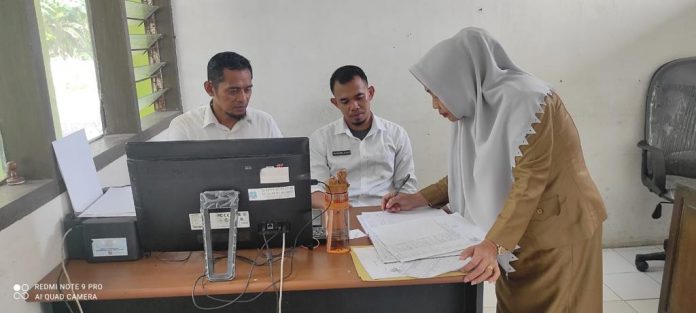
top-left (483, 245), bottom-right (664, 313)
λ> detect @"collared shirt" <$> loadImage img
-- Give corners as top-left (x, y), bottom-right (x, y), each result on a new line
top-left (167, 105), bottom-right (283, 140)
top-left (309, 114), bottom-right (418, 207)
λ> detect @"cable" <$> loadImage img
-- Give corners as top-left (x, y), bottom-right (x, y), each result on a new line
top-left (201, 249), bottom-right (263, 303)
top-left (195, 233), bottom-right (291, 309)
top-left (308, 237), bottom-right (321, 249)
top-left (190, 182), bottom-right (333, 310)
top-left (237, 249), bottom-right (284, 265)
top-left (191, 231), bottom-right (282, 310)
top-left (61, 228), bottom-right (85, 313)
top-left (193, 242), bottom-right (287, 309)
top-left (56, 270), bottom-right (76, 313)
top-left (262, 232), bottom-right (280, 305)
top-left (238, 254), bottom-right (275, 265)
top-left (281, 181), bottom-right (333, 280)
top-left (196, 248), bottom-right (296, 309)
top-left (154, 251), bottom-right (193, 262)
top-left (279, 232), bottom-right (286, 313)
top-left (294, 181), bottom-right (332, 248)
top-left (190, 250), bottom-right (259, 310)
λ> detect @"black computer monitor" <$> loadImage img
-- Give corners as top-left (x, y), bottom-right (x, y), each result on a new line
top-left (125, 138), bottom-right (313, 252)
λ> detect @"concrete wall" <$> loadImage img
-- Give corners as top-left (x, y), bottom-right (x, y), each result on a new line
top-left (171, 0), bottom-right (696, 246)
top-left (3, 6), bottom-right (695, 311)
top-left (0, 132), bottom-right (162, 312)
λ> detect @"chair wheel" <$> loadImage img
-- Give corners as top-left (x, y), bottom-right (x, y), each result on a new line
top-left (635, 260), bottom-right (649, 272)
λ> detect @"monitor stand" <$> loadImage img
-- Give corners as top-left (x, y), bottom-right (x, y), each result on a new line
top-left (201, 190), bottom-right (239, 282)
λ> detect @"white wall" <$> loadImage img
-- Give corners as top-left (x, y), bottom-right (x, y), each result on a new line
top-left (172, 0), bottom-right (696, 246)
top-left (0, 194), bottom-right (69, 313)
top-left (0, 177), bottom-right (120, 312)
top-left (0, 7), bottom-right (696, 312)
top-left (0, 132), bottom-right (165, 312)
top-left (0, 3), bottom-right (693, 307)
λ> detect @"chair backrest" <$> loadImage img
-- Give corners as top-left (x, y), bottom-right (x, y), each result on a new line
top-left (645, 57), bottom-right (696, 178)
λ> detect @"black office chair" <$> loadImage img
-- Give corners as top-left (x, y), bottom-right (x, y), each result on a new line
top-left (635, 57), bottom-right (696, 272)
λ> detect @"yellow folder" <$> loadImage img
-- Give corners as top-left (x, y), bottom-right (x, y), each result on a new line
top-left (349, 245), bottom-right (466, 281)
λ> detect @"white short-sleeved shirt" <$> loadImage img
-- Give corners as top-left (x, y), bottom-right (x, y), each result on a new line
top-left (309, 114), bottom-right (418, 207)
top-left (167, 105), bottom-right (283, 140)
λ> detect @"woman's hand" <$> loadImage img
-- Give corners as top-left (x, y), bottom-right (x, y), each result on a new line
top-left (459, 240), bottom-right (501, 284)
top-left (381, 192), bottom-right (428, 212)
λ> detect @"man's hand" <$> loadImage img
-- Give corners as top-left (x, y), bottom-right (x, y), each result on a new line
top-left (311, 191), bottom-right (327, 209)
top-left (459, 240), bottom-right (500, 284)
top-left (381, 192), bottom-right (428, 212)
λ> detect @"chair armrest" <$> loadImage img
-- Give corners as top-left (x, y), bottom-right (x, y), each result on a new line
top-left (637, 140), bottom-right (668, 196)
top-left (637, 140), bottom-right (662, 152)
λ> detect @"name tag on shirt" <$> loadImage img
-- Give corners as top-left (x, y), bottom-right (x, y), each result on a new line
top-left (332, 150), bottom-right (351, 156)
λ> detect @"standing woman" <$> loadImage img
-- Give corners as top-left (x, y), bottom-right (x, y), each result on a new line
top-left (382, 28), bottom-right (607, 312)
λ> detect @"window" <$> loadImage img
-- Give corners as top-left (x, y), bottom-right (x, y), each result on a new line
top-left (126, 0), bottom-right (170, 124)
top-left (0, 0), bottom-right (180, 232)
top-left (38, 0), bottom-right (103, 140)
top-left (0, 129), bottom-right (6, 182)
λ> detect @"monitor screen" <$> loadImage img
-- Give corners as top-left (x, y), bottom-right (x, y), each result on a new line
top-left (125, 138), bottom-right (313, 252)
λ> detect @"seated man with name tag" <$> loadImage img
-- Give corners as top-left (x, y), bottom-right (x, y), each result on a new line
top-left (309, 65), bottom-right (418, 208)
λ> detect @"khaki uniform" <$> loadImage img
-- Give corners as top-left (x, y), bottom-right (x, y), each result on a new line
top-left (421, 93), bottom-right (607, 313)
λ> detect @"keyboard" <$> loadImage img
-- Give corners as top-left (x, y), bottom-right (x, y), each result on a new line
top-left (312, 226), bottom-right (327, 240)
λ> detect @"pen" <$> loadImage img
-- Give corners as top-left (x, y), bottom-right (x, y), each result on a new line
top-left (394, 173), bottom-right (411, 195)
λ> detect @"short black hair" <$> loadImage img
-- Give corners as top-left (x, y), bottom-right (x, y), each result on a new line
top-left (329, 65), bottom-right (368, 93)
top-left (207, 52), bottom-right (253, 87)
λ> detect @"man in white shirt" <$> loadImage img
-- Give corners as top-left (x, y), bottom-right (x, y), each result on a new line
top-left (310, 65), bottom-right (417, 208)
top-left (168, 52), bottom-right (282, 140)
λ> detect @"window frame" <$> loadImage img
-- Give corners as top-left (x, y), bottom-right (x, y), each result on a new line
top-left (0, 0), bottom-right (181, 232)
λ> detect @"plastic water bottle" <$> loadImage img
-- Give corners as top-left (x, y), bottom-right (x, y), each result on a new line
top-left (325, 170), bottom-right (350, 254)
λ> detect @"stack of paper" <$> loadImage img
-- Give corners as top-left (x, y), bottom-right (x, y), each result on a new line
top-left (52, 130), bottom-right (136, 218)
top-left (357, 208), bottom-right (449, 263)
top-left (353, 208), bottom-right (485, 279)
top-left (352, 246), bottom-right (469, 279)
top-left (78, 186), bottom-right (136, 217)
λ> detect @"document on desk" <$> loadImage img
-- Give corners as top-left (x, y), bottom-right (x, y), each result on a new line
top-left (357, 208), bottom-right (448, 263)
top-left (371, 214), bottom-right (484, 262)
top-left (352, 246), bottom-right (470, 279)
top-left (78, 186), bottom-right (136, 218)
top-left (401, 254), bottom-right (470, 278)
top-left (370, 233), bottom-right (399, 263)
top-left (366, 232), bottom-right (461, 264)
top-left (352, 210), bottom-right (485, 280)
top-left (434, 214), bottom-right (486, 244)
top-left (351, 246), bottom-right (405, 279)
top-left (358, 208), bottom-right (448, 232)
top-left (349, 229), bottom-right (367, 239)
top-left (52, 130), bottom-right (103, 213)
top-left (357, 215), bottom-right (397, 263)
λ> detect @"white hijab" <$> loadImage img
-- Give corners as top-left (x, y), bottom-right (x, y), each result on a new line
top-left (410, 28), bottom-right (551, 232)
